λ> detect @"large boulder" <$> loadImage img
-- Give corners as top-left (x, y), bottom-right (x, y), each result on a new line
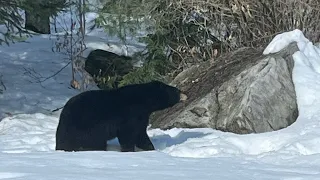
top-left (84, 49), bottom-right (134, 89)
top-left (150, 43), bottom-right (299, 134)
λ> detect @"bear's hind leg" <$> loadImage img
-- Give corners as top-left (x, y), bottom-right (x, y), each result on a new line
top-left (76, 134), bottom-right (107, 151)
top-left (61, 132), bottom-right (107, 152)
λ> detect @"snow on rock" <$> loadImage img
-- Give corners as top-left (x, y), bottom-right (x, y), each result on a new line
top-left (263, 29), bottom-right (310, 55)
top-left (161, 29), bottom-right (320, 158)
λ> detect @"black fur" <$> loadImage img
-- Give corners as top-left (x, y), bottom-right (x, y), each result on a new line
top-left (55, 81), bottom-right (182, 152)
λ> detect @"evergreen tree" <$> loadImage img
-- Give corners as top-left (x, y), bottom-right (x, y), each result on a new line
top-left (22, 0), bottom-right (70, 34)
top-left (95, 0), bottom-right (174, 86)
top-left (0, 0), bottom-right (25, 45)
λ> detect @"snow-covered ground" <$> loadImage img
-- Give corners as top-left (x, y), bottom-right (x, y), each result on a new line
top-left (1, 8), bottom-right (320, 179)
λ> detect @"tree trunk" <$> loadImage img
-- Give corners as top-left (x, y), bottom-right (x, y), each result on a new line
top-left (25, 10), bottom-right (50, 34)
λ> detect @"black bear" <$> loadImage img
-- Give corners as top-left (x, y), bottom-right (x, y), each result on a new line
top-left (55, 80), bottom-right (187, 152)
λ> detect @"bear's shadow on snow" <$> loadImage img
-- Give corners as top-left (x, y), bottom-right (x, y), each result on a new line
top-left (106, 130), bottom-right (210, 152)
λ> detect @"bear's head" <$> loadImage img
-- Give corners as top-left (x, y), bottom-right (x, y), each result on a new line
top-left (147, 80), bottom-right (187, 111)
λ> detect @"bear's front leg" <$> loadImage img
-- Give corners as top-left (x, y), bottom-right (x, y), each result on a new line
top-left (135, 131), bottom-right (155, 151)
top-left (117, 124), bottom-right (136, 152)
top-left (134, 115), bottom-right (155, 151)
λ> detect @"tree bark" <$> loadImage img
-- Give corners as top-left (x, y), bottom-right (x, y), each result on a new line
top-left (23, 0), bottom-right (67, 34)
